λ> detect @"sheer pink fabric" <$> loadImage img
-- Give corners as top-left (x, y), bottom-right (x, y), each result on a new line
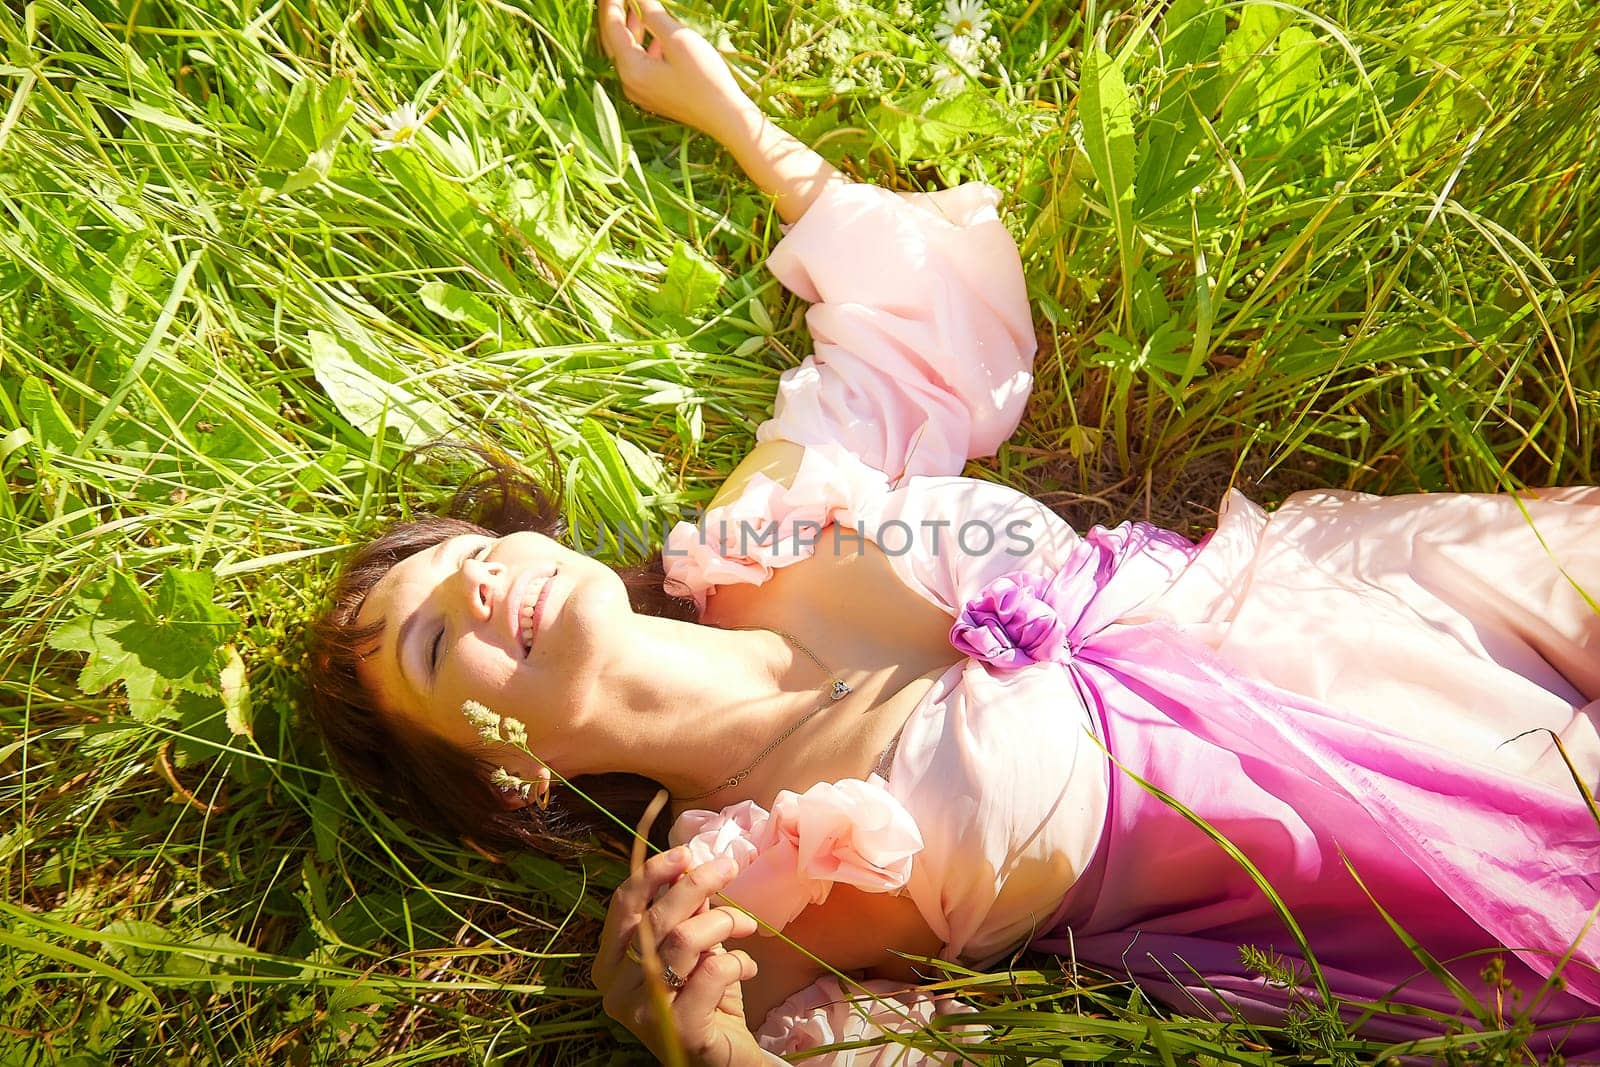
top-left (754, 181), bottom-right (1036, 485)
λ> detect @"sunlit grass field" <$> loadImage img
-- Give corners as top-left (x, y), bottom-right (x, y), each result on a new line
top-left (2, 0), bottom-right (1597, 1062)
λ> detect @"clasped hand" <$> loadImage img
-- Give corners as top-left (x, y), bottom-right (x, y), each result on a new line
top-left (592, 847), bottom-right (765, 1066)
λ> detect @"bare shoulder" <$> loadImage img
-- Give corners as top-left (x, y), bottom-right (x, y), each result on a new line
top-left (739, 886), bottom-right (943, 1026)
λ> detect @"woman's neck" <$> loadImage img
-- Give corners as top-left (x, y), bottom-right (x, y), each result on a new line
top-left (539, 615), bottom-right (842, 803)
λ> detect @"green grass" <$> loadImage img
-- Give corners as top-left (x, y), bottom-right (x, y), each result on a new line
top-left (2, 0), bottom-right (1597, 1061)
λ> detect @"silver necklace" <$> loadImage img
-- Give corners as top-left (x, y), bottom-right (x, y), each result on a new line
top-left (677, 626), bottom-right (852, 803)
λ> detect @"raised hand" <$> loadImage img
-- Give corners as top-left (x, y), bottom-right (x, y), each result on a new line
top-left (593, 846), bottom-right (765, 1067)
top-left (595, 0), bottom-right (845, 222)
top-left (596, 0), bottom-right (756, 142)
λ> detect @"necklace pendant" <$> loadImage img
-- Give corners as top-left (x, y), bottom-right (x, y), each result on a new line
top-left (830, 680), bottom-right (852, 701)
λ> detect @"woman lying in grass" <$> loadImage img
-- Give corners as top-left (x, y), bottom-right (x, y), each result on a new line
top-left (305, 1), bottom-right (1600, 1063)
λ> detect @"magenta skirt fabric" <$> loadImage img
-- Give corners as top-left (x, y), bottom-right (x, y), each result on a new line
top-left (1030, 607), bottom-right (1599, 1060)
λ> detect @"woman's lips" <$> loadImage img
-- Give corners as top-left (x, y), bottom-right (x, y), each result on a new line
top-left (520, 570), bottom-right (557, 657)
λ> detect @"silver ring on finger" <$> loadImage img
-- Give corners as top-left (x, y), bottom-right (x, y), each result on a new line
top-left (661, 962), bottom-right (687, 990)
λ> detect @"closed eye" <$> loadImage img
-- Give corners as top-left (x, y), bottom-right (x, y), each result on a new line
top-left (427, 541), bottom-right (494, 680)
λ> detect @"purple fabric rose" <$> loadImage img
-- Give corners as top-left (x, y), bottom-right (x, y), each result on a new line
top-left (948, 571), bottom-right (1070, 669)
top-left (949, 521), bottom-right (1200, 671)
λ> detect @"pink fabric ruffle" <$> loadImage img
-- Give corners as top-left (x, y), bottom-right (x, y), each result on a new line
top-left (662, 441), bottom-right (889, 612)
top-left (755, 977), bottom-right (979, 1064)
top-left (669, 775), bottom-right (924, 933)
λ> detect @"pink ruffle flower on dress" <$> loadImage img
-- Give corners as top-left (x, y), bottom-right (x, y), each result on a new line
top-left (668, 775), bottom-right (923, 933)
top-left (662, 442), bottom-right (890, 613)
top-left (950, 521), bottom-right (1200, 670)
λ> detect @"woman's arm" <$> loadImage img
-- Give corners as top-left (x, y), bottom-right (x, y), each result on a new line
top-left (598, 0), bottom-right (848, 223)
top-left (739, 885), bottom-right (946, 1024)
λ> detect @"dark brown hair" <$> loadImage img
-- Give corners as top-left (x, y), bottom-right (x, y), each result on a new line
top-left (302, 442), bottom-right (699, 857)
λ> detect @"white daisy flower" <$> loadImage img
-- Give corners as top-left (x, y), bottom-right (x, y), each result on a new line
top-left (931, 61), bottom-right (970, 97)
top-left (934, 0), bottom-right (992, 50)
top-left (373, 102), bottom-right (426, 153)
top-left (943, 30), bottom-right (982, 68)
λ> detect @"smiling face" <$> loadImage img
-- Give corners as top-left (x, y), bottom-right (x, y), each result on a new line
top-left (354, 530), bottom-right (629, 754)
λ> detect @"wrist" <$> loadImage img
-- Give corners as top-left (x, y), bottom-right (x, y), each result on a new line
top-left (701, 95), bottom-right (766, 151)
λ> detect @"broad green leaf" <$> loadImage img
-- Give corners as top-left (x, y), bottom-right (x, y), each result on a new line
top-left (262, 145), bottom-right (336, 199)
top-left (18, 374), bottom-right (77, 454)
top-left (98, 919), bottom-right (250, 991)
top-left (1219, 3), bottom-right (1290, 132)
top-left (1130, 266), bottom-right (1171, 335)
top-left (747, 295), bottom-right (774, 334)
top-left (1223, 2), bottom-right (1291, 70)
top-left (615, 436), bottom-right (667, 495)
top-left (310, 777), bottom-right (347, 866)
top-left (81, 645), bottom-right (172, 721)
top-left (508, 176), bottom-right (589, 263)
top-left (258, 75), bottom-right (355, 173)
top-left (1136, 0), bottom-right (1226, 218)
top-left (75, 81), bottom-right (212, 138)
top-left (119, 569), bottom-right (240, 681)
top-left (592, 81), bottom-right (626, 175)
top-left (1272, 27), bottom-right (1322, 101)
top-left (306, 329), bottom-right (449, 445)
top-left (175, 690), bottom-right (229, 767)
top-left (46, 570), bottom-right (236, 722)
top-left (327, 983), bottom-right (394, 1042)
top-left (648, 240), bottom-right (723, 316)
top-left (1080, 46), bottom-right (1140, 323)
top-left (418, 281), bottom-right (499, 334)
top-left (47, 573), bottom-right (169, 719)
top-left (0, 427), bottom-right (31, 464)
top-left (869, 90), bottom-right (1008, 161)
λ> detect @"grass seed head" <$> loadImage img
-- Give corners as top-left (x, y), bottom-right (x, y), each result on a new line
top-left (461, 700), bottom-right (503, 742)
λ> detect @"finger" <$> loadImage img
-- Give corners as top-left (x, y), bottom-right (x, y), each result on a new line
top-left (598, 0), bottom-right (644, 66)
top-left (639, 857), bottom-right (740, 953)
top-left (634, 0), bottom-right (684, 38)
top-left (716, 949), bottom-right (758, 1015)
top-left (595, 847), bottom-right (691, 983)
top-left (670, 950), bottom-right (751, 1028)
top-left (655, 906), bottom-right (758, 975)
top-left (624, 0), bottom-right (644, 43)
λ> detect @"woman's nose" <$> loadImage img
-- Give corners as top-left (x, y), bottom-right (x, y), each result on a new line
top-left (459, 558), bottom-right (505, 620)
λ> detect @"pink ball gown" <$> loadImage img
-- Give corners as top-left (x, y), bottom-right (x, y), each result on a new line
top-left (655, 182), bottom-right (1600, 1064)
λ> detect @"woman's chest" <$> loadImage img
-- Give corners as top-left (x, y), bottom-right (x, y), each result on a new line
top-left (698, 523), bottom-right (961, 792)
